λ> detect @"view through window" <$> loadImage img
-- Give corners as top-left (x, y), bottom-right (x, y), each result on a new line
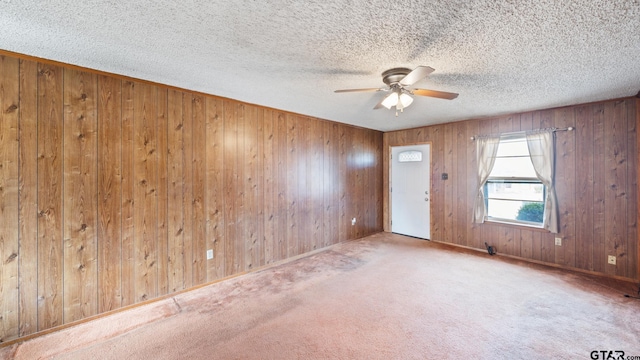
top-left (485, 135), bottom-right (545, 226)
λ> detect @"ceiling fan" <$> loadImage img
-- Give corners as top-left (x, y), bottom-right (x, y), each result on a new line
top-left (334, 66), bottom-right (458, 116)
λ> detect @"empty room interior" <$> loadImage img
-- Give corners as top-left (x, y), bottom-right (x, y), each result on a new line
top-left (1, 1), bottom-right (640, 359)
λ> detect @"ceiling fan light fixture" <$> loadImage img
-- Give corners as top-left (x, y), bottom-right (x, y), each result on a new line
top-left (381, 92), bottom-right (399, 110)
top-left (399, 93), bottom-right (413, 108)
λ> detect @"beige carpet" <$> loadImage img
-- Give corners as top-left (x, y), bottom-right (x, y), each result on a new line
top-left (3, 233), bottom-right (640, 359)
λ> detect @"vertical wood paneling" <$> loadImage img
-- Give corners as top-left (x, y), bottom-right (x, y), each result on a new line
top-left (344, 126), bottom-right (356, 240)
top-left (331, 123), bottom-right (341, 244)
top-left (244, 105), bottom-right (259, 270)
top-left (255, 108), bottom-right (265, 268)
top-left (382, 133), bottom-right (390, 233)
top-left (262, 109), bottom-right (276, 264)
top-left (0, 55), bottom-right (20, 340)
top-left (364, 130), bottom-right (375, 235)
top-left (311, 119), bottom-right (324, 250)
top-left (604, 100), bottom-right (628, 277)
top-left (205, 97), bottom-right (225, 280)
top-left (97, 75), bottom-right (122, 313)
top-left (223, 100), bottom-right (238, 275)
top-left (373, 131), bottom-right (384, 233)
top-left (36, 63), bottom-right (64, 330)
top-left (0, 51), bottom-right (384, 343)
top-left (338, 125), bottom-right (348, 242)
top-left (297, 117), bottom-right (310, 254)
top-left (192, 95), bottom-right (207, 284)
top-left (167, 89), bottom-right (186, 292)
top-left (443, 124), bottom-right (454, 243)
top-left (364, 130), bottom-right (373, 235)
top-left (63, 69), bottom-right (98, 323)
top-left (354, 127), bottom-right (364, 239)
top-left (323, 122), bottom-right (335, 247)
top-left (18, 59), bottom-right (39, 337)
top-left (575, 105), bottom-right (594, 271)
top-left (156, 88), bottom-right (168, 296)
top-left (592, 103), bottom-right (606, 274)
top-left (431, 126), bottom-right (445, 241)
top-left (286, 114), bottom-right (299, 256)
top-left (637, 98), bottom-right (640, 281)
top-left (628, 99), bottom-right (638, 279)
top-left (133, 82), bottom-right (158, 301)
top-left (235, 103), bottom-right (246, 272)
top-left (182, 93), bottom-right (194, 288)
top-left (120, 81), bottom-right (135, 306)
top-left (347, 127), bottom-right (357, 238)
top-left (276, 112), bottom-right (288, 261)
top-left (322, 123), bottom-right (335, 246)
top-left (384, 132), bottom-right (394, 233)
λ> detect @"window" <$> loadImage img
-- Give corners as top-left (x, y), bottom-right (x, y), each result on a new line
top-left (398, 150), bottom-right (422, 162)
top-left (484, 134), bottom-right (545, 226)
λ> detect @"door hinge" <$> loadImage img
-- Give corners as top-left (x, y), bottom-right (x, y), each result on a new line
top-left (390, 187), bottom-right (392, 192)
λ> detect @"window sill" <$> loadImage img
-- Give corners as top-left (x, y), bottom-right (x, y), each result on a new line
top-left (484, 218), bottom-right (549, 233)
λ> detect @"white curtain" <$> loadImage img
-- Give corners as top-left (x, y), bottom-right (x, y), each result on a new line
top-left (472, 136), bottom-right (500, 223)
top-left (526, 130), bottom-right (559, 233)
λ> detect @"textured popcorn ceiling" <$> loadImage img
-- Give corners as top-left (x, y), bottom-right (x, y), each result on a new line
top-left (1, 0), bottom-right (639, 131)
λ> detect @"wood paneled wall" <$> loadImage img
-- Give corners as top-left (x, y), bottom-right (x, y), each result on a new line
top-left (384, 98), bottom-right (639, 281)
top-left (0, 54), bottom-right (383, 343)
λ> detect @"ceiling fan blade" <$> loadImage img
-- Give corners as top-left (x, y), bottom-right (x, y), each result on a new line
top-left (373, 95), bottom-right (388, 109)
top-left (399, 66), bottom-right (435, 86)
top-left (412, 88), bottom-right (459, 100)
top-left (334, 88), bottom-right (382, 93)
top-left (373, 91), bottom-right (398, 110)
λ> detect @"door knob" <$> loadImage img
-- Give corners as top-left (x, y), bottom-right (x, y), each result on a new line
top-left (425, 197), bottom-right (429, 201)
top-left (425, 190), bottom-right (429, 195)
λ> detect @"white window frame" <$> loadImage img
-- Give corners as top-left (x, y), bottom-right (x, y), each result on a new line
top-left (484, 134), bottom-right (546, 228)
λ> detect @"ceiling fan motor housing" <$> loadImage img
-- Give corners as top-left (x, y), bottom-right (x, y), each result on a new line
top-left (382, 68), bottom-right (412, 86)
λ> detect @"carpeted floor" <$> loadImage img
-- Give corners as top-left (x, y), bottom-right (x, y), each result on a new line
top-left (3, 233), bottom-right (640, 359)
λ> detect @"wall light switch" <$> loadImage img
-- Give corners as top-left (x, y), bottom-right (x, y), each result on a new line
top-left (608, 255), bottom-right (616, 265)
top-left (555, 237), bottom-right (562, 246)
top-left (207, 249), bottom-right (214, 260)
top-left (351, 218), bottom-right (356, 226)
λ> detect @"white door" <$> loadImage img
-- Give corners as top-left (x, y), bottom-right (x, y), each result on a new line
top-left (391, 144), bottom-right (431, 239)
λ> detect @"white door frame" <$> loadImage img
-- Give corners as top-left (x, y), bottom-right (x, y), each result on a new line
top-left (389, 142), bottom-right (432, 239)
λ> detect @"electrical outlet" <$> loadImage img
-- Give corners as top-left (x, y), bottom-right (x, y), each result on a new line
top-left (207, 249), bottom-right (214, 260)
top-left (608, 255), bottom-right (616, 265)
top-left (351, 218), bottom-right (356, 226)
top-left (555, 237), bottom-right (562, 246)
